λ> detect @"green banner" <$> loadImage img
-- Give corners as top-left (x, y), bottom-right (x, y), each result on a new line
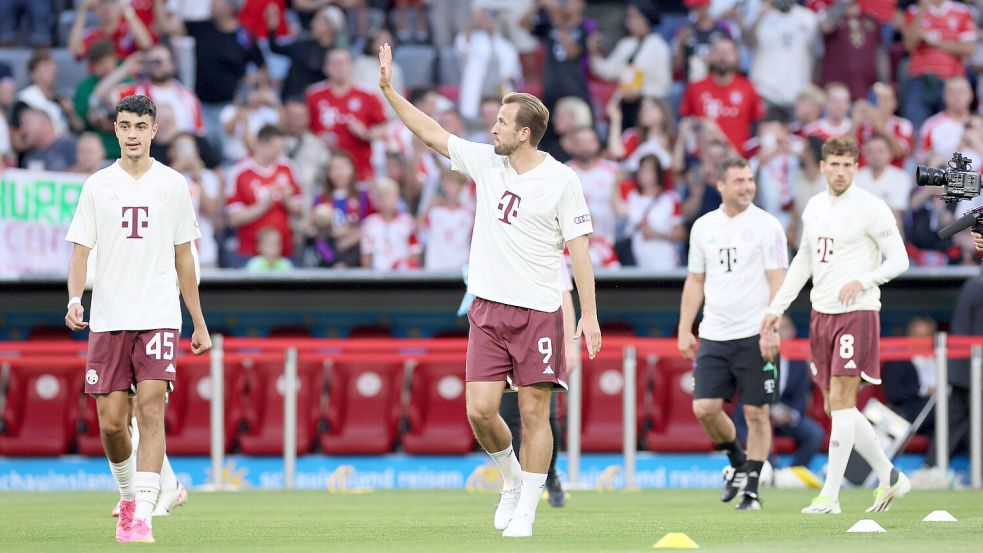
top-left (0, 169), bottom-right (85, 278)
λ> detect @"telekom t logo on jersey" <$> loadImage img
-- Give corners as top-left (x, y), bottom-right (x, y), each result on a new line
top-left (122, 206), bottom-right (149, 239)
top-left (497, 191), bottom-right (521, 225)
top-left (817, 236), bottom-right (834, 263)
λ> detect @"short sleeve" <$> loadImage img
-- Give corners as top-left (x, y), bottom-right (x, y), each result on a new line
top-left (65, 178), bottom-right (97, 248)
top-left (763, 215), bottom-right (789, 270)
top-left (557, 173), bottom-right (593, 242)
top-left (447, 135), bottom-right (495, 181)
top-left (686, 220), bottom-right (705, 273)
top-left (174, 178), bottom-right (202, 245)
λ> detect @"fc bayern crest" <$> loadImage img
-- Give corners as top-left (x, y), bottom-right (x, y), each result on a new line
top-left (349, 98), bottom-right (362, 111)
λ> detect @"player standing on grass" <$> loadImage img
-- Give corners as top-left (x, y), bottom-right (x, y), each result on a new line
top-left (761, 137), bottom-right (910, 514)
top-left (379, 44), bottom-right (601, 538)
top-left (65, 94), bottom-right (211, 543)
top-left (678, 158), bottom-right (788, 511)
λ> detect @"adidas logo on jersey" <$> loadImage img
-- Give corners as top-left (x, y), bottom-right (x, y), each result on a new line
top-left (165, 364), bottom-right (176, 373)
top-left (543, 366), bottom-right (554, 375)
top-left (844, 360), bottom-right (857, 370)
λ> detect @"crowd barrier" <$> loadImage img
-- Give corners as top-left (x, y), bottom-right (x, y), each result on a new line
top-left (0, 334), bottom-right (979, 489)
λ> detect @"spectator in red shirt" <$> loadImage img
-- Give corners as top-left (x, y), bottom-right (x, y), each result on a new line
top-left (852, 82), bottom-right (914, 168)
top-left (679, 36), bottom-right (764, 151)
top-left (817, 0), bottom-right (887, 102)
top-left (68, 0), bottom-right (155, 61)
top-left (240, 0), bottom-right (289, 39)
top-left (306, 47), bottom-right (388, 182)
top-left (901, 0), bottom-right (976, 127)
top-left (226, 124), bottom-right (304, 266)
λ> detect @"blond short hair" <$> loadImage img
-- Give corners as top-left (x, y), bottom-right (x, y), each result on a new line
top-left (502, 92), bottom-right (550, 147)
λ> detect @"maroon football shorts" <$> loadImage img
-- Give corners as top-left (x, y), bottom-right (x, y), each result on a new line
top-left (466, 297), bottom-right (567, 390)
top-left (808, 309), bottom-right (881, 391)
top-left (84, 329), bottom-right (178, 394)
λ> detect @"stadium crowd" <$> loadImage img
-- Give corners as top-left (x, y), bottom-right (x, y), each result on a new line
top-left (2, 0), bottom-right (983, 271)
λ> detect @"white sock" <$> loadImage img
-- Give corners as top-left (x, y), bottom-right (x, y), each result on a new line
top-left (130, 416), bottom-right (140, 450)
top-left (160, 455), bottom-right (178, 494)
top-left (512, 471), bottom-right (547, 520)
top-left (134, 472), bottom-right (161, 524)
top-left (109, 451), bottom-right (136, 501)
top-left (488, 446), bottom-right (522, 489)
top-left (819, 408), bottom-right (856, 501)
top-left (851, 407), bottom-right (893, 485)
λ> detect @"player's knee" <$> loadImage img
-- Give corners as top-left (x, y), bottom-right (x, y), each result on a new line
top-left (134, 399), bottom-right (165, 430)
top-left (518, 407), bottom-right (548, 434)
top-left (743, 405), bottom-right (769, 427)
top-left (466, 402), bottom-right (498, 428)
top-left (99, 417), bottom-right (129, 441)
top-left (692, 400), bottom-right (720, 421)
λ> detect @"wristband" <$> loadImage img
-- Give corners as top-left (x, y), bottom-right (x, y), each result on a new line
top-left (68, 297), bottom-right (82, 310)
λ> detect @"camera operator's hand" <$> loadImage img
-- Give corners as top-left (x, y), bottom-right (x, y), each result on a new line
top-left (973, 231), bottom-right (983, 252)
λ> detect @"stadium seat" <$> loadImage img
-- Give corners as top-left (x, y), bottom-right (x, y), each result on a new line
top-left (348, 325), bottom-right (392, 338)
top-left (27, 325), bottom-right (77, 341)
top-left (0, 362), bottom-right (82, 456)
top-left (394, 45), bottom-right (436, 89)
top-left (76, 395), bottom-right (104, 456)
top-left (0, 47), bottom-right (34, 90)
top-left (578, 355), bottom-right (651, 452)
top-left (237, 359), bottom-right (326, 455)
top-left (644, 359), bottom-right (715, 452)
top-left (436, 47), bottom-right (460, 86)
top-left (51, 48), bottom-right (89, 98)
top-left (320, 361), bottom-right (405, 454)
top-left (401, 361), bottom-right (474, 454)
top-left (164, 357), bottom-right (243, 455)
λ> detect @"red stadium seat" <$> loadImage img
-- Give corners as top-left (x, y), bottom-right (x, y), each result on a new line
top-left (320, 361), bottom-right (405, 454)
top-left (77, 395), bottom-right (104, 456)
top-left (644, 359), bottom-right (715, 452)
top-left (0, 362), bottom-right (82, 455)
top-left (401, 362), bottom-right (475, 454)
top-left (348, 325), bottom-right (392, 338)
top-left (238, 359), bottom-right (326, 455)
top-left (164, 357), bottom-right (242, 455)
top-left (578, 355), bottom-right (650, 452)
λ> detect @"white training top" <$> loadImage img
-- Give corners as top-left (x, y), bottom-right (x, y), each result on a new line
top-left (448, 135), bottom-right (593, 312)
top-left (688, 204), bottom-right (789, 341)
top-left (66, 160), bottom-right (201, 332)
top-left (768, 184), bottom-right (909, 316)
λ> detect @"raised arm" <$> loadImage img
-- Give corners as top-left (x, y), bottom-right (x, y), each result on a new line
top-left (378, 43), bottom-right (451, 158)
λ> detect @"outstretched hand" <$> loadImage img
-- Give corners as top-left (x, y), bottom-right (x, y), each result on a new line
top-left (378, 43), bottom-right (393, 91)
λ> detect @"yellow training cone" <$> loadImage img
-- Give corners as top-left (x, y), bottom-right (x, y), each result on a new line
top-left (653, 532), bottom-right (699, 549)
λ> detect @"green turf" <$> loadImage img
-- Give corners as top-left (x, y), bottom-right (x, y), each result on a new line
top-left (0, 489), bottom-right (980, 552)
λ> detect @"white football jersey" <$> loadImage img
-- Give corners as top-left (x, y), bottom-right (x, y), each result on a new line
top-left (424, 204), bottom-right (474, 271)
top-left (769, 184), bottom-right (909, 315)
top-left (689, 204), bottom-right (788, 341)
top-left (360, 213), bottom-right (421, 271)
top-left (66, 160), bottom-right (201, 332)
top-left (448, 136), bottom-right (593, 312)
top-left (567, 158), bottom-right (619, 243)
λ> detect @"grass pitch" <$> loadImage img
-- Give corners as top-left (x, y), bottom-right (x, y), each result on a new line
top-left (0, 489), bottom-right (980, 552)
